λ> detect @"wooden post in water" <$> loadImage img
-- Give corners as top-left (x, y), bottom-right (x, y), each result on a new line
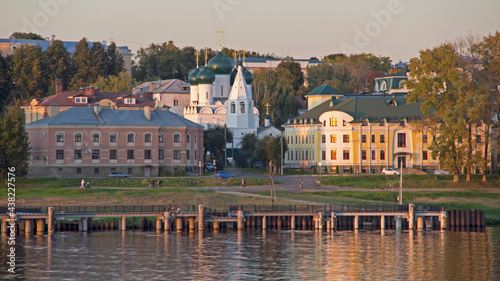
top-left (354, 215), bottom-right (359, 230)
top-left (198, 205), bottom-right (204, 230)
top-left (381, 215), bottom-right (385, 230)
top-left (237, 210), bottom-right (244, 230)
top-left (48, 207), bottom-right (55, 234)
top-left (164, 211), bottom-right (171, 232)
top-left (440, 210), bottom-right (447, 230)
top-left (291, 215), bottom-right (295, 230)
top-left (417, 216), bottom-right (424, 230)
top-left (331, 213), bottom-right (336, 231)
top-left (121, 217), bottom-right (126, 231)
top-left (408, 204), bottom-right (415, 230)
top-left (214, 221), bottom-right (219, 230)
top-left (25, 220), bottom-right (32, 236)
top-left (188, 218), bottom-right (195, 232)
top-left (1, 219), bottom-right (7, 235)
top-left (318, 213), bottom-right (324, 230)
top-left (395, 216), bottom-right (402, 230)
top-left (176, 217), bottom-right (183, 232)
top-left (262, 216), bottom-right (266, 230)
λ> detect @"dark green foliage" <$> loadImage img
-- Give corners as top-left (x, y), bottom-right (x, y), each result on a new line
top-left (0, 107), bottom-right (30, 178)
top-left (241, 132), bottom-right (258, 168)
top-left (203, 125), bottom-right (233, 170)
top-left (9, 32), bottom-right (44, 40)
top-left (43, 40), bottom-right (72, 89)
top-left (0, 53), bottom-right (11, 112)
top-left (9, 45), bottom-right (47, 104)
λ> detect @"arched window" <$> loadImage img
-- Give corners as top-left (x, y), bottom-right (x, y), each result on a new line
top-left (231, 102), bottom-right (235, 113)
top-left (186, 135), bottom-right (190, 143)
top-left (144, 133), bottom-right (152, 143)
top-left (380, 80), bottom-right (387, 91)
top-left (240, 102), bottom-right (245, 113)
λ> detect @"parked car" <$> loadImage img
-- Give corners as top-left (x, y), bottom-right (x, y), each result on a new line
top-left (205, 163), bottom-right (215, 171)
top-left (214, 171), bottom-right (235, 178)
top-left (253, 161), bottom-right (263, 168)
top-left (433, 169), bottom-right (450, 175)
top-left (107, 171), bottom-right (129, 178)
top-left (381, 168), bottom-right (400, 175)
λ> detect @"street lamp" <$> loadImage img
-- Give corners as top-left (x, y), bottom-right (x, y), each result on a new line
top-left (280, 131), bottom-right (284, 175)
top-left (318, 162), bottom-right (322, 178)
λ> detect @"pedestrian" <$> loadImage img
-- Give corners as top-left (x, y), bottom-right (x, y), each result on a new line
top-left (176, 207), bottom-right (181, 215)
top-left (241, 178), bottom-right (245, 189)
top-left (81, 179), bottom-right (85, 188)
top-left (299, 179), bottom-right (304, 190)
top-left (157, 179), bottom-right (162, 188)
top-left (149, 179), bottom-right (155, 189)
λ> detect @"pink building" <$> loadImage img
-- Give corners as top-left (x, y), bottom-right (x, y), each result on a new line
top-left (26, 105), bottom-right (204, 177)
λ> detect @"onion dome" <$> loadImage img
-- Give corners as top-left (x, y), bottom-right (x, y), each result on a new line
top-left (229, 67), bottom-right (237, 86)
top-left (188, 68), bottom-right (200, 85)
top-left (196, 66), bottom-right (215, 84)
top-left (264, 114), bottom-right (271, 120)
top-left (207, 52), bottom-right (233, 74)
top-left (242, 66), bottom-right (254, 84)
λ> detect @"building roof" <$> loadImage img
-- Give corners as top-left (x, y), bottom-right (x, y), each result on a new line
top-left (22, 88), bottom-right (155, 108)
top-left (305, 85), bottom-right (343, 97)
top-left (286, 97), bottom-right (427, 125)
top-left (26, 107), bottom-right (203, 128)
top-left (133, 79), bottom-right (190, 95)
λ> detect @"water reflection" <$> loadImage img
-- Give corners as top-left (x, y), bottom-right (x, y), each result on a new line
top-left (1, 228), bottom-right (498, 280)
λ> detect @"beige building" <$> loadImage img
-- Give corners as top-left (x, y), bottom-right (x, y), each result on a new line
top-left (133, 79), bottom-right (190, 115)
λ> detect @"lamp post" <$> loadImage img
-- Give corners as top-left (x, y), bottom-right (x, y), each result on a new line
top-left (199, 161), bottom-right (202, 177)
top-left (280, 131), bottom-right (284, 175)
top-left (318, 162), bottom-right (322, 178)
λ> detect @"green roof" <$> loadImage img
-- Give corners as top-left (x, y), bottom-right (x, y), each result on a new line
top-left (286, 97), bottom-right (427, 125)
top-left (305, 85), bottom-right (343, 97)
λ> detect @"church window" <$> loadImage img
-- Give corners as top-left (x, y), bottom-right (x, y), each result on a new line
top-left (240, 102), bottom-right (245, 113)
top-left (249, 102), bottom-right (252, 113)
top-left (206, 92), bottom-right (208, 99)
top-left (231, 103), bottom-right (235, 113)
top-left (221, 85), bottom-right (223, 96)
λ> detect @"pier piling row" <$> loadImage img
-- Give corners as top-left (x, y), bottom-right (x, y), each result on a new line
top-left (0, 204), bottom-right (485, 235)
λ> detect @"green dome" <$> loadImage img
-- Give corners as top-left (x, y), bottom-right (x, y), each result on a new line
top-left (196, 66), bottom-right (215, 84)
top-left (188, 68), bottom-right (200, 85)
top-left (207, 52), bottom-right (233, 74)
top-left (242, 66), bottom-right (254, 84)
top-left (229, 68), bottom-right (237, 86)
top-left (264, 114), bottom-right (271, 119)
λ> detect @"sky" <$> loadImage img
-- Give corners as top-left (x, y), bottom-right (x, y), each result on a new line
top-left (1, 0), bottom-right (500, 64)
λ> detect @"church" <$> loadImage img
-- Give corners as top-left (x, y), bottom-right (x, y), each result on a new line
top-left (183, 44), bottom-right (280, 155)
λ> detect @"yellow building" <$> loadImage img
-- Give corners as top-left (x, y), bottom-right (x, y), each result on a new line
top-left (283, 97), bottom-right (441, 173)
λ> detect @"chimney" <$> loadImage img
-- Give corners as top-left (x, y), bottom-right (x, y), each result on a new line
top-left (150, 82), bottom-right (157, 92)
top-left (55, 79), bottom-right (63, 95)
top-left (93, 104), bottom-right (100, 116)
top-left (85, 86), bottom-right (96, 96)
top-left (49, 104), bottom-right (60, 118)
top-left (144, 106), bottom-right (151, 120)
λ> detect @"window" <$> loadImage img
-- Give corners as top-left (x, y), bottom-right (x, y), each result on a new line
top-left (322, 150), bottom-right (326, 160)
top-left (145, 134), bottom-right (152, 143)
top-left (74, 133), bottom-right (82, 143)
top-left (343, 120), bottom-right (347, 126)
top-left (423, 134), bottom-right (428, 144)
top-left (56, 133), bottom-right (64, 142)
top-left (92, 133), bottom-right (100, 142)
top-left (144, 150), bottom-right (151, 159)
top-left (194, 150), bottom-right (197, 159)
top-left (76, 168), bottom-right (82, 175)
top-left (476, 135), bottom-right (482, 143)
top-left (306, 135), bottom-right (308, 144)
top-left (343, 135), bottom-right (349, 143)
top-left (187, 150), bottom-right (191, 160)
top-left (110, 150), bottom-right (117, 159)
top-left (159, 134), bottom-right (164, 143)
top-left (380, 80), bottom-right (387, 90)
top-left (94, 168), bottom-right (99, 175)
top-left (92, 150), bottom-right (100, 159)
top-left (379, 135), bottom-right (385, 143)
top-left (323, 120), bottom-right (326, 127)
top-left (74, 150), bottom-right (82, 159)
top-left (174, 99), bottom-right (179, 106)
top-left (56, 150), bottom-right (64, 159)
top-left (306, 151), bottom-right (309, 160)
top-left (343, 150), bottom-right (350, 160)
top-left (362, 150), bottom-right (367, 160)
top-left (371, 150), bottom-right (376, 160)
top-left (331, 150), bottom-right (337, 160)
top-left (128, 168), bottom-right (133, 174)
top-left (186, 135), bottom-right (190, 143)
top-left (330, 135), bottom-right (337, 143)
top-left (240, 102), bottom-right (245, 113)
top-left (399, 120), bottom-right (406, 127)
top-left (423, 150), bottom-right (428, 160)
top-left (124, 98), bottom-right (136, 104)
top-left (379, 119), bottom-right (386, 126)
top-left (361, 119), bottom-right (368, 126)
top-left (127, 150), bottom-right (134, 159)
top-left (110, 134), bottom-right (117, 143)
top-left (194, 135), bottom-right (197, 143)
top-left (329, 117), bottom-right (338, 126)
top-left (321, 135), bottom-right (325, 143)
top-left (372, 135), bottom-right (376, 143)
top-left (174, 134), bottom-right (181, 143)
top-left (174, 150), bottom-right (181, 159)
top-left (397, 133), bottom-right (406, 147)
top-left (159, 150), bottom-right (164, 159)
top-left (362, 134), bottom-right (367, 143)
top-left (75, 97), bottom-right (87, 103)
top-left (127, 134), bottom-right (134, 142)
top-left (380, 150), bottom-right (385, 160)
top-left (231, 102), bottom-right (235, 113)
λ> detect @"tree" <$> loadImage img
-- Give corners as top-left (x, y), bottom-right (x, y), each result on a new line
top-left (252, 68), bottom-right (277, 125)
top-left (0, 53), bottom-right (11, 112)
top-left (70, 38), bottom-right (93, 89)
top-left (9, 45), bottom-right (47, 104)
top-left (276, 61), bottom-right (304, 92)
top-left (256, 135), bottom-right (288, 174)
top-left (203, 125), bottom-right (233, 170)
top-left (305, 63), bottom-right (356, 95)
top-left (9, 32), bottom-right (44, 40)
top-left (106, 42), bottom-right (125, 76)
top-left (240, 132), bottom-right (258, 168)
top-left (43, 40), bottom-right (72, 90)
top-left (90, 41), bottom-right (108, 80)
top-left (92, 71), bottom-right (136, 93)
top-left (0, 107), bottom-right (30, 179)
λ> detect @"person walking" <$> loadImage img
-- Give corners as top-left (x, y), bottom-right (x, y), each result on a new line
top-left (81, 179), bottom-right (85, 188)
top-left (299, 179), bottom-right (304, 190)
top-left (241, 178), bottom-right (245, 189)
top-left (157, 179), bottom-right (162, 188)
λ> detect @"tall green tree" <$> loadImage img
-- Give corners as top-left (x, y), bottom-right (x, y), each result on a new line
top-left (92, 72), bottom-right (135, 93)
top-left (276, 61), bottom-right (304, 92)
top-left (70, 38), bottom-right (93, 89)
top-left (43, 40), bottom-right (72, 90)
top-left (0, 107), bottom-right (30, 179)
top-left (9, 32), bottom-right (44, 40)
top-left (305, 63), bottom-right (356, 95)
top-left (0, 53), bottom-right (11, 112)
top-left (252, 68), bottom-right (277, 125)
top-left (203, 125), bottom-right (233, 170)
top-left (106, 42), bottom-right (125, 76)
top-left (256, 135), bottom-right (288, 174)
top-left (240, 132), bottom-right (258, 168)
top-left (9, 45), bottom-right (47, 104)
top-left (90, 41), bottom-right (108, 80)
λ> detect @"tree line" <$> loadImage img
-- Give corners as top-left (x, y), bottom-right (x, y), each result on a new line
top-left (407, 32), bottom-right (500, 182)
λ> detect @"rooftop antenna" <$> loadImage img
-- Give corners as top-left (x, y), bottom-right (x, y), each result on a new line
top-left (216, 27), bottom-right (225, 52)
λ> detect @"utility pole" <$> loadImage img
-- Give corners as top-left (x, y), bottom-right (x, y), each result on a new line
top-left (280, 131), bottom-right (283, 175)
top-left (399, 165), bottom-right (403, 204)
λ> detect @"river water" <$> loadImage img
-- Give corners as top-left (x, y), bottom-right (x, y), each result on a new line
top-left (2, 227), bottom-right (500, 280)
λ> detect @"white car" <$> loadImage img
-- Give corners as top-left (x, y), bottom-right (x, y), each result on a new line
top-left (434, 169), bottom-right (450, 175)
top-left (381, 168), bottom-right (400, 175)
